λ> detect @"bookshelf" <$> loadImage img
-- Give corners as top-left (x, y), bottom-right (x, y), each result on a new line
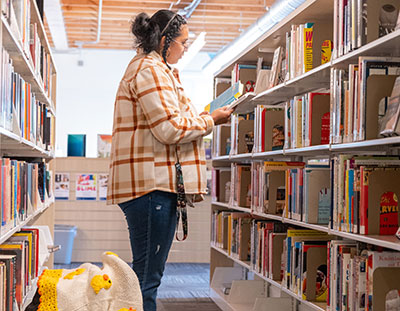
top-left (0, 0), bottom-right (57, 308)
top-left (209, 0), bottom-right (400, 310)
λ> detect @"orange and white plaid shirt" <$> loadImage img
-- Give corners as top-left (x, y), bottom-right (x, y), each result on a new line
top-left (107, 51), bottom-right (214, 205)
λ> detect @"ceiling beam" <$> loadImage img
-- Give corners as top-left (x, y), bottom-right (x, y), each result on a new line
top-left (61, 11), bottom-right (259, 21)
top-left (61, 0), bottom-right (268, 7)
top-left (61, 4), bottom-right (267, 14)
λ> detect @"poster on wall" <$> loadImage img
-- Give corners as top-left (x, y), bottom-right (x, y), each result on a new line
top-left (54, 173), bottom-right (70, 200)
top-left (76, 174), bottom-right (97, 200)
top-left (98, 174), bottom-right (108, 201)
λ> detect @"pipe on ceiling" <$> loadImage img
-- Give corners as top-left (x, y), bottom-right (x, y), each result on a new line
top-left (169, 0), bottom-right (182, 10)
top-left (178, 0), bottom-right (202, 19)
top-left (75, 0), bottom-right (103, 47)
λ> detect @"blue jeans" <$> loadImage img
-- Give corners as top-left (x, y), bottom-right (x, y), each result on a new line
top-left (119, 190), bottom-right (177, 311)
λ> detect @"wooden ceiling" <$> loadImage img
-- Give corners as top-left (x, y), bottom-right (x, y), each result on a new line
top-left (45, 0), bottom-right (275, 53)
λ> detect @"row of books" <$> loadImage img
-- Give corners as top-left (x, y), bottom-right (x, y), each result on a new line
top-left (251, 219), bottom-right (288, 280)
top-left (211, 211), bottom-right (252, 262)
top-left (285, 92), bottom-right (330, 149)
top-left (1, 48), bottom-right (54, 150)
top-left (213, 68), bottom-right (400, 157)
top-left (212, 216), bottom-right (400, 310)
top-left (327, 240), bottom-right (400, 311)
top-left (251, 161), bottom-right (331, 224)
top-left (331, 155), bottom-right (400, 235)
top-left (285, 23), bottom-right (315, 81)
top-left (1, 0), bottom-right (55, 100)
top-left (284, 229), bottom-right (400, 311)
top-left (0, 227), bottom-right (44, 310)
top-left (0, 158), bottom-right (52, 234)
top-left (333, 0), bottom-right (400, 58)
top-left (330, 57), bottom-right (400, 144)
top-left (220, 90), bottom-right (330, 154)
top-left (213, 156), bottom-right (400, 236)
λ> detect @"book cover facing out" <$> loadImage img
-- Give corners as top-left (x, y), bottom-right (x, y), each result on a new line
top-left (97, 134), bottom-right (112, 158)
top-left (67, 134), bottom-right (86, 157)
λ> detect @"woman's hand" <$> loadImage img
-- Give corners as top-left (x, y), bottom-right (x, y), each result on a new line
top-left (211, 106), bottom-right (233, 125)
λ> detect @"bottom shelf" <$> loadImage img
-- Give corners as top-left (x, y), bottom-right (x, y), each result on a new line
top-left (211, 247), bottom-right (327, 311)
top-left (210, 266), bottom-right (294, 311)
top-left (210, 287), bottom-right (255, 311)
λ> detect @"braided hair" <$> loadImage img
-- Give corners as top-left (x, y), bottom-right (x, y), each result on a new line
top-left (131, 10), bottom-right (187, 68)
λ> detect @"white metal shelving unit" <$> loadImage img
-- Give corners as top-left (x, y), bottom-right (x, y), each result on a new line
top-left (0, 1), bottom-right (58, 309)
top-left (209, 0), bottom-right (400, 310)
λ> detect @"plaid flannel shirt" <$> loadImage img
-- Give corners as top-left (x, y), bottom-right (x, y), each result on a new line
top-left (107, 51), bottom-right (214, 205)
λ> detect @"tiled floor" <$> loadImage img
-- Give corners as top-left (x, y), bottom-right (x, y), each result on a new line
top-left (156, 263), bottom-right (221, 311)
top-left (54, 262), bottom-right (221, 311)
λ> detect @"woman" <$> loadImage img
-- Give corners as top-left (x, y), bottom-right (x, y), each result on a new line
top-left (107, 9), bottom-right (232, 311)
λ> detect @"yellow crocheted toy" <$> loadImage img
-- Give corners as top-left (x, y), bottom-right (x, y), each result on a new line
top-left (90, 274), bottom-right (112, 294)
top-left (63, 268), bottom-right (86, 280)
top-left (30, 252), bottom-right (143, 311)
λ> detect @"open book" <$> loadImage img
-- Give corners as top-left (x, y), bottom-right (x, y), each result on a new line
top-left (208, 81), bottom-right (244, 113)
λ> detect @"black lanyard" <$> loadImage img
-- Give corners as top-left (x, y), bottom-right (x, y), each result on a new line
top-left (175, 161), bottom-right (188, 241)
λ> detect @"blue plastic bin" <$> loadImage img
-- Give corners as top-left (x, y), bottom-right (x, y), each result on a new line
top-left (54, 224), bottom-right (77, 264)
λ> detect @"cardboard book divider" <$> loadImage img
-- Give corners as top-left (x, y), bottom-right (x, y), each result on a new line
top-left (312, 21), bottom-right (334, 71)
top-left (238, 219), bottom-right (251, 261)
top-left (264, 171), bottom-right (286, 215)
top-left (238, 167), bottom-right (251, 207)
top-left (215, 80), bottom-right (231, 99)
top-left (263, 110), bottom-right (285, 151)
top-left (304, 246), bottom-right (327, 301)
top-left (372, 267), bottom-right (400, 311)
top-left (238, 68), bottom-right (257, 91)
top-left (238, 120), bottom-right (255, 154)
top-left (311, 94), bottom-right (330, 146)
top-left (366, 0), bottom-right (400, 44)
top-left (306, 169), bottom-right (330, 224)
top-left (219, 125), bottom-right (231, 156)
top-left (270, 234), bottom-right (286, 281)
top-left (366, 75), bottom-right (398, 140)
top-left (218, 170), bottom-right (231, 203)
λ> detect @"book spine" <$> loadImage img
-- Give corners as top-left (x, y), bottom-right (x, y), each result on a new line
top-left (359, 166), bottom-right (368, 235)
top-left (303, 26), bottom-right (313, 72)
